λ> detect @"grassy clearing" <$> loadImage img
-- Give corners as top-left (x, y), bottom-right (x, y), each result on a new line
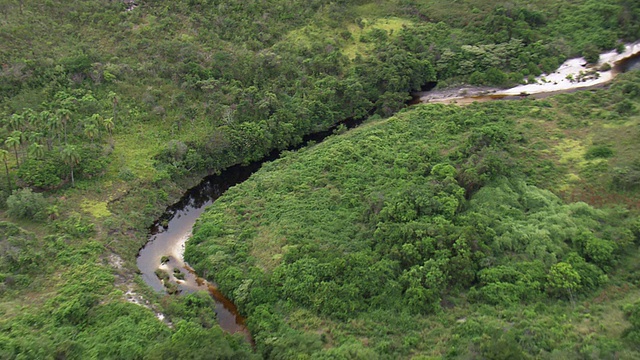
top-left (81, 200), bottom-right (111, 219)
top-left (342, 17), bottom-right (413, 59)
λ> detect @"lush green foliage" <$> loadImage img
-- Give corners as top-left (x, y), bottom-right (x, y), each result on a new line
top-left (187, 77), bottom-right (640, 357)
top-left (1, 0), bottom-right (638, 186)
top-left (0, 0), bottom-right (639, 358)
top-left (5, 188), bottom-right (48, 220)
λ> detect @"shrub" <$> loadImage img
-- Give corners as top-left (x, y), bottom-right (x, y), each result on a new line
top-left (17, 157), bottom-right (64, 189)
top-left (118, 167), bottom-right (136, 181)
top-left (469, 71), bottom-right (485, 85)
top-left (6, 188), bottom-right (47, 220)
top-left (485, 67), bottom-right (508, 86)
top-left (599, 63), bottom-right (612, 72)
top-left (77, 146), bottom-right (109, 179)
top-left (612, 163), bottom-right (640, 191)
top-left (584, 145), bottom-right (613, 160)
top-left (582, 44), bottom-right (600, 64)
top-left (615, 99), bottom-right (636, 115)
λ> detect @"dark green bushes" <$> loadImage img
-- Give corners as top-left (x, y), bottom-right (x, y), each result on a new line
top-left (0, 222), bottom-right (42, 288)
top-left (17, 156), bottom-right (65, 189)
top-left (612, 162), bottom-right (640, 191)
top-left (585, 145), bottom-right (614, 160)
top-left (5, 188), bottom-right (48, 220)
top-left (186, 97), bottom-right (639, 357)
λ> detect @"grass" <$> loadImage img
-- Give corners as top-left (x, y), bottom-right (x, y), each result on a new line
top-left (342, 17), bottom-right (413, 60)
top-left (514, 83), bottom-right (640, 207)
top-left (0, 1), bottom-right (639, 357)
top-left (81, 200), bottom-right (111, 219)
top-left (108, 123), bottom-right (167, 182)
top-left (250, 226), bottom-right (286, 272)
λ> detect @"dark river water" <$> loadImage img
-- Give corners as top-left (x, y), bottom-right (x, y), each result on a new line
top-left (136, 117), bottom-right (364, 338)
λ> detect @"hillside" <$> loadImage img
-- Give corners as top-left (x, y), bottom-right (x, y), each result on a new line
top-left (186, 71), bottom-right (640, 358)
top-left (0, 0), bottom-right (639, 358)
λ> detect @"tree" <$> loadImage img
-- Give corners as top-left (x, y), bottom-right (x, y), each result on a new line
top-left (8, 113), bottom-right (24, 131)
top-left (583, 44), bottom-right (600, 64)
top-left (6, 188), bottom-right (47, 220)
top-left (61, 145), bottom-right (80, 186)
top-left (109, 92), bottom-right (118, 125)
top-left (28, 143), bottom-right (45, 160)
top-left (47, 113), bottom-right (63, 148)
top-left (56, 108), bottom-right (72, 144)
top-left (37, 110), bottom-right (51, 130)
top-left (0, 149), bottom-right (11, 191)
top-left (548, 262), bottom-right (581, 306)
top-left (103, 117), bottom-right (114, 142)
top-left (5, 134), bottom-right (21, 166)
top-left (84, 123), bottom-right (98, 144)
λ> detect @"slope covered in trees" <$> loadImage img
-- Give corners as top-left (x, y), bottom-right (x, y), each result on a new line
top-left (0, 0), bottom-right (639, 358)
top-left (1, 0), bottom-right (639, 187)
top-left (186, 71), bottom-right (640, 358)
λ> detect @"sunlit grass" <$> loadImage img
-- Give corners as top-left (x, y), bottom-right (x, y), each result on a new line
top-left (342, 17), bottom-right (413, 60)
top-left (81, 199), bottom-right (111, 219)
top-left (109, 124), bottom-right (167, 182)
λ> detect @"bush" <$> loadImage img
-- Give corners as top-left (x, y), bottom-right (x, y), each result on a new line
top-left (485, 67), bottom-right (508, 86)
top-left (583, 44), bottom-right (600, 64)
top-left (17, 157), bottom-right (64, 189)
top-left (599, 63), bottom-right (612, 72)
top-left (77, 146), bottom-right (109, 179)
top-left (584, 145), bottom-right (613, 160)
top-left (6, 188), bottom-right (48, 220)
top-left (615, 99), bottom-right (636, 115)
top-left (612, 164), bottom-right (640, 191)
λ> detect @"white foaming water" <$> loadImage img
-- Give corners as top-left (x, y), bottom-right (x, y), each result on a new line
top-left (499, 41), bottom-right (640, 96)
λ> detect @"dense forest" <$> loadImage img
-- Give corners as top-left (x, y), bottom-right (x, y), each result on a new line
top-left (187, 71), bottom-right (640, 358)
top-left (0, 0), bottom-right (639, 358)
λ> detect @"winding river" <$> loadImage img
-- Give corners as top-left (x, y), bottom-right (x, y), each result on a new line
top-left (137, 44), bottom-right (640, 339)
top-left (136, 117), bottom-right (364, 339)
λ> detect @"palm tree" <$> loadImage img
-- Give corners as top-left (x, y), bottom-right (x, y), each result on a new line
top-left (103, 117), bottom-right (114, 142)
top-left (56, 108), bottom-right (72, 144)
top-left (12, 130), bottom-right (27, 160)
top-left (8, 113), bottom-right (24, 131)
top-left (109, 91), bottom-right (118, 124)
top-left (22, 108), bottom-right (36, 131)
top-left (89, 113), bottom-right (102, 126)
top-left (47, 113), bottom-right (63, 149)
top-left (0, 149), bottom-right (11, 191)
top-left (37, 110), bottom-right (51, 131)
top-left (28, 143), bottom-right (45, 160)
top-left (5, 135), bottom-right (21, 167)
top-left (61, 145), bottom-right (80, 187)
top-left (26, 131), bottom-right (43, 146)
top-left (84, 123), bottom-right (98, 144)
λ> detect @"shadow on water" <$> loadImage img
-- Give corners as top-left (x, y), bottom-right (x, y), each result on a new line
top-left (137, 116), bottom-right (367, 341)
top-left (614, 51), bottom-right (640, 73)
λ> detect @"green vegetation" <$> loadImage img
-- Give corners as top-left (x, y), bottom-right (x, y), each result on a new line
top-left (187, 72), bottom-right (640, 358)
top-left (0, 0), bottom-right (639, 358)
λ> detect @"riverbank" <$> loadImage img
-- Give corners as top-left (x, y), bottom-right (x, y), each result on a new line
top-left (500, 41), bottom-right (640, 96)
top-left (412, 41), bottom-right (640, 105)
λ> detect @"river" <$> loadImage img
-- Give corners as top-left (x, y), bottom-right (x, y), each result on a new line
top-left (136, 117), bottom-right (364, 339)
top-left (136, 43), bottom-right (640, 339)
